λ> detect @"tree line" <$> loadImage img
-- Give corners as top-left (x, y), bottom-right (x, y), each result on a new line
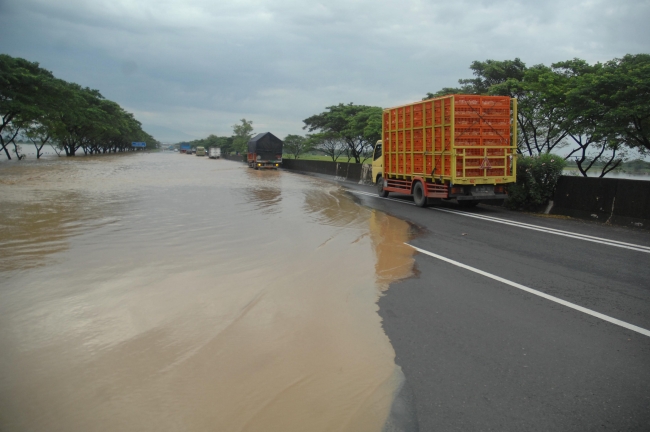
top-left (0, 54), bottom-right (158, 160)
top-left (265, 105), bottom-right (382, 163)
top-left (177, 119), bottom-right (254, 155)
top-left (426, 54), bottom-right (649, 177)
top-left (181, 105), bottom-right (382, 164)
top-left (181, 54), bottom-right (649, 178)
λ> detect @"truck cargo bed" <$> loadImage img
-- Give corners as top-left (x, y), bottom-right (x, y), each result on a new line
top-left (382, 94), bottom-right (517, 185)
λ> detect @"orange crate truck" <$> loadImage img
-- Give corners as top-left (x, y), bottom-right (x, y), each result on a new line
top-left (371, 94), bottom-right (517, 207)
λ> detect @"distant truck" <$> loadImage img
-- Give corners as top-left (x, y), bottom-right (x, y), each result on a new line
top-left (247, 132), bottom-right (283, 170)
top-left (180, 144), bottom-right (191, 154)
top-left (209, 147), bottom-right (221, 159)
top-left (372, 94), bottom-right (517, 207)
top-left (196, 146), bottom-right (206, 156)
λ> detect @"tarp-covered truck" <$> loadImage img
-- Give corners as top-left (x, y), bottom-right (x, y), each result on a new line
top-left (372, 94), bottom-right (517, 207)
top-left (180, 144), bottom-right (191, 154)
top-left (248, 132), bottom-right (283, 170)
top-left (209, 147), bottom-right (221, 159)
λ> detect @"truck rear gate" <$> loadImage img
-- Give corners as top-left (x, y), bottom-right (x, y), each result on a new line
top-left (247, 132), bottom-right (283, 170)
top-left (380, 94), bottom-right (517, 203)
top-left (209, 147), bottom-right (221, 159)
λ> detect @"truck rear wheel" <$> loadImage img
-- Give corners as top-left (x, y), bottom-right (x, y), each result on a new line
top-left (377, 175), bottom-right (389, 198)
top-left (413, 182), bottom-right (428, 207)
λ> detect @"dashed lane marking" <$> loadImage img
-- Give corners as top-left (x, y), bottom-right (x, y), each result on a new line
top-left (407, 243), bottom-right (650, 338)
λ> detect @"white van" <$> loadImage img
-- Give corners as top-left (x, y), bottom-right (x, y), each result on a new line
top-left (209, 147), bottom-right (221, 159)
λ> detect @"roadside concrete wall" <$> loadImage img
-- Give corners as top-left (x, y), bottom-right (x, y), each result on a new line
top-left (222, 155), bottom-right (373, 183)
top-left (222, 153), bottom-right (247, 162)
top-left (281, 159), bottom-right (373, 184)
top-left (552, 176), bottom-right (650, 229)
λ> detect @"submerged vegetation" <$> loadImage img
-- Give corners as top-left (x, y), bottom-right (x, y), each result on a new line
top-left (0, 54), bottom-right (158, 160)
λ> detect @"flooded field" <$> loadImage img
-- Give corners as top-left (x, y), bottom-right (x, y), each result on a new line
top-left (0, 153), bottom-right (415, 432)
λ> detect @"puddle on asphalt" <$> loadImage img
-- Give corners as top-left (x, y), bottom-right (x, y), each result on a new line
top-left (0, 154), bottom-right (415, 432)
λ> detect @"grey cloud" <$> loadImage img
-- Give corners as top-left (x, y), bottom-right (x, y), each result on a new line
top-left (1, 0), bottom-right (648, 142)
top-left (121, 60), bottom-right (137, 75)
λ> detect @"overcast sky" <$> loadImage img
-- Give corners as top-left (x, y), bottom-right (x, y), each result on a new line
top-left (1, 0), bottom-right (649, 143)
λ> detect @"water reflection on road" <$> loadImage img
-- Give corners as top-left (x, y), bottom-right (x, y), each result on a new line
top-left (0, 153), bottom-right (414, 432)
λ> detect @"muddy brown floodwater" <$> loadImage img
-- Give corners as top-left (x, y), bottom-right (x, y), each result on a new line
top-left (0, 153), bottom-right (415, 432)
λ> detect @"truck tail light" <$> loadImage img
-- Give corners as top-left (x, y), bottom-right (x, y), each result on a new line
top-left (451, 186), bottom-right (464, 195)
top-left (495, 185), bottom-right (505, 194)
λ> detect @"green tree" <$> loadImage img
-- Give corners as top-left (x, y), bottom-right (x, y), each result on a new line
top-left (424, 58), bottom-right (526, 99)
top-left (89, 99), bottom-right (128, 154)
top-left (216, 136), bottom-right (234, 154)
top-left (204, 134), bottom-right (220, 149)
top-left (232, 119), bottom-right (254, 154)
top-left (181, 135), bottom-right (233, 154)
top-left (20, 78), bottom-right (73, 158)
top-left (310, 132), bottom-right (345, 162)
top-left (24, 120), bottom-right (53, 159)
top-left (511, 64), bottom-right (572, 156)
top-left (283, 134), bottom-right (312, 159)
top-left (0, 55), bottom-right (57, 160)
top-left (423, 87), bottom-right (469, 99)
top-left (553, 59), bottom-right (631, 177)
top-left (460, 58), bottom-right (527, 95)
top-left (506, 154), bottom-right (567, 210)
top-left (564, 54), bottom-right (650, 155)
top-left (303, 104), bottom-right (382, 163)
top-left (1, 54), bottom-right (157, 159)
top-left (51, 84), bottom-right (104, 156)
top-left (424, 58), bottom-right (573, 157)
top-left (1, 122), bottom-right (22, 159)
top-left (425, 55), bottom-right (649, 179)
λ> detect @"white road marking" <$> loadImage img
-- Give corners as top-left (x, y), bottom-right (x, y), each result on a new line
top-left (406, 243), bottom-right (650, 338)
top-left (430, 207), bottom-right (650, 253)
top-left (348, 189), bottom-right (650, 254)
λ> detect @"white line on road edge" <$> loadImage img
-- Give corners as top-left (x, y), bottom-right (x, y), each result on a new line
top-left (430, 207), bottom-right (650, 253)
top-left (348, 189), bottom-right (650, 254)
top-left (352, 190), bottom-right (416, 206)
top-left (406, 243), bottom-right (650, 338)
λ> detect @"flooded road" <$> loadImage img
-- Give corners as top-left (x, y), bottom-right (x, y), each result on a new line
top-left (0, 153), bottom-right (415, 432)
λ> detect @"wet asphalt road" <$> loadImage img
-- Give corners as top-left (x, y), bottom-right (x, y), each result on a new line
top-left (336, 179), bottom-right (650, 432)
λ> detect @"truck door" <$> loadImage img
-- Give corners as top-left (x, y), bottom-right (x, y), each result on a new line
top-left (372, 140), bottom-right (383, 183)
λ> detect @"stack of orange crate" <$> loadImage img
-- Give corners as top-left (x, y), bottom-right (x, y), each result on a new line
top-left (383, 94), bottom-right (512, 180)
top-left (453, 95), bottom-right (511, 178)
